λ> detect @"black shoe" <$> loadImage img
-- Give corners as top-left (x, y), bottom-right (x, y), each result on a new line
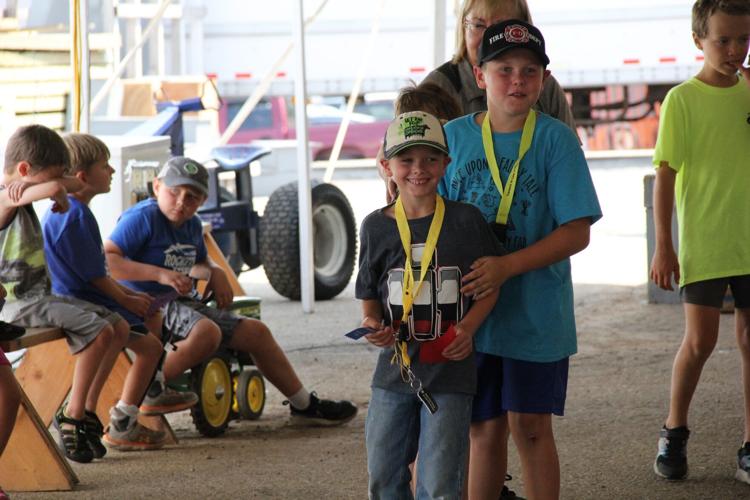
top-left (0, 321), bottom-right (25, 341)
top-left (83, 410), bottom-right (107, 459)
top-left (286, 392), bottom-right (357, 426)
top-left (736, 442), bottom-right (750, 484)
top-left (53, 407), bottom-right (94, 463)
top-left (499, 474), bottom-right (524, 499)
top-left (654, 425), bottom-right (690, 480)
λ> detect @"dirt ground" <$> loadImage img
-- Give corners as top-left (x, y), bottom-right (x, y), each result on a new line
top-left (11, 168), bottom-right (750, 499)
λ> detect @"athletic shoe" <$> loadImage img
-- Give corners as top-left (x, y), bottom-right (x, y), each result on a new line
top-left (500, 474), bottom-right (524, 499)
top-left (83, 410), bottom-right (107, 459)
top-left (103, 416), bottom-right (166, 451)
top-left (654, 425), bottom-right (690, 480)
top-left (287, 392), bottom-right (357, 426)
top-left (140, 381), bottom-right (198, 416)
top-left (735, 442), bottom-right (750, 484)
top-left (53, 406), bottom-right (94, 463)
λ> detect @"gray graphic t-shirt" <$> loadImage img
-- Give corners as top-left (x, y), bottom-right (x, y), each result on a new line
top-left (355, 199), bottom-right (503, 395)
top-left (0, 204), bottom-right (51, 303)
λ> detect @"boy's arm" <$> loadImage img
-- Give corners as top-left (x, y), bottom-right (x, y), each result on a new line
top-left (90, 276), bottom-right (152, 318)
top-left (103, 239), bottom-right (193, 295)
top-left (56, 176), bottom-right (84, 194)
top-left (650, 163), bottom-right (680, 290)
top-left (461, 217), bottom-right (592, 299)
top-left (442, 287), bottom-right (499, 361)
top-left (0, 180), bottom-right (68, 226)
top-left (198, 259), bottom-right (234, 309)
top-left (361, 299), bottom-right (395, 348)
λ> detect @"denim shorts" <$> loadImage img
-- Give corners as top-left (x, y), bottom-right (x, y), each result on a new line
top-left (681, 274), bottom-right (750, 309)
top-left (366, 387), bottom-right (472, 499)
top-left (472, 352), bottom-right (569, 422)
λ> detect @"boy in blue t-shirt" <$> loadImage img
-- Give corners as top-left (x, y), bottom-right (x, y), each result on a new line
top-left (43, 133), bottom-right (198, 452)
top-left (438, 20), bottom-right (601, 498)
top-left (104, 156), bottom-right (357, 425)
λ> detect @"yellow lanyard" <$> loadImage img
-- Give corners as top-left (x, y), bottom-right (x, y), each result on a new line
top-left (481, 109), bottom-right (536, 224)
top-left (393, 194), bottom-right (445, 368)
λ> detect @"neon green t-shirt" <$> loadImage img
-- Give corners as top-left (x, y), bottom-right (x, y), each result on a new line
top-left (653, 76), bottom-right (750, 286)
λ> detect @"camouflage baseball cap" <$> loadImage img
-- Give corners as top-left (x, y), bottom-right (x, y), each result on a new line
top-left (383, 111), bottom-right (449, 160)
top-left (157, 156), bottom-right (208, 196)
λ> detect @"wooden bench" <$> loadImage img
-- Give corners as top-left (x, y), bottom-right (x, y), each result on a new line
top-left (0, 231), bottom-right (243, 492)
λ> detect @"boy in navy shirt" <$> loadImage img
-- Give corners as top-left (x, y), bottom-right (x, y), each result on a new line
top-left (43, 133), bottom-right (197, 451)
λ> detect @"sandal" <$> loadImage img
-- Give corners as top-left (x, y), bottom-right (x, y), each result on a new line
top-left (53, 406), bottom-right (94, 463)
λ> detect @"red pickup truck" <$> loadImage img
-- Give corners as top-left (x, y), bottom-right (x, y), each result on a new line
top-left (219, 96), bottom-right (391, 160)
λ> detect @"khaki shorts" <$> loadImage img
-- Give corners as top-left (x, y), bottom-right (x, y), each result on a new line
top-left (1, 295), bottom-right (123, 354)
top-left (162, 297), bottom-right (243, 346)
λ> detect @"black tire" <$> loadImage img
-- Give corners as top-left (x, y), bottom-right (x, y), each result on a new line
top-left (259, 182), bottom-right (356, 300)
top-left (189, 356), bottom-right (232, 437)
top-left (235, 369), bottom-right (266, 420)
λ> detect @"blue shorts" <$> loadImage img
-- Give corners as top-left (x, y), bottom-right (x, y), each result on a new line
top-left (472, 352), bottom-right (569, 422)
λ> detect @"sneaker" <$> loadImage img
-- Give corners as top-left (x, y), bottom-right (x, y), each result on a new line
top-left (53, 406), bottom-right (94, 463)
top-left (83, 410), bottom-right (107, 459)
top-left (500, 474), bottom-right (524, 499)
top-left (140, 381), bottom-right (198, 416)
top-left (654, 425), bottom-right (690, 480)
top-left (103, 416), bottom-right (166, 451)
top-left (735, 442), bottom-right (750, 484)
top-left (286, 392), bottom-right (357, 426)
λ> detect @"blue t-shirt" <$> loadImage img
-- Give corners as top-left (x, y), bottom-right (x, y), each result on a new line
top-left (108, 198), bottom-right (207, 295)
top-left (42, 196), bottom-right (116, 307)
top-left (439, 112), bottom-right (602, 362)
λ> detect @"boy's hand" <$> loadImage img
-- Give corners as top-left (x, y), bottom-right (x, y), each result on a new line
top-left (5, 181), bottom-right (30, 203)
top-left (122, 293), bottom-right (152, 318)
top-left (50, 189), bottom-right (69, 213)
top-left (361, 316), bottom-right (395, 348)
top-left (441, 324), bottom-right (474, 361)
top-left (461, 255), bottom-right (510, 300)
top-left (650, 247), bottom-right (680, 291)
top-left (158, 269), bottom-right (193, 295)
top-left (207, 267), bottom-right (233, 309)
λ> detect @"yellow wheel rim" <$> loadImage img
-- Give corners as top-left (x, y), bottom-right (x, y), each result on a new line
top-left (200, 358), bottom-right (232, 427)
top-left (247, 375), bottom-right (265, 413)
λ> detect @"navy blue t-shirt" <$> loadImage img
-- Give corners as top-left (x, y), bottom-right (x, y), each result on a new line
top-left (42, 196), bottom-right (118, 310)
top-left (108, 198), bottom-right (207, 296)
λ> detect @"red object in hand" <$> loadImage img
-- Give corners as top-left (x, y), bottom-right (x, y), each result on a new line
top-left (419, 324), bottom-right (457, 364)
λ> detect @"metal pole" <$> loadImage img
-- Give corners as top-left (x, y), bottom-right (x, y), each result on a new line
top-left (293, 0), bottom-right (315, 313)
top-left (80, 0), bottom-right (90, 132)
top-left (432, 0), bottom-right (447, 69)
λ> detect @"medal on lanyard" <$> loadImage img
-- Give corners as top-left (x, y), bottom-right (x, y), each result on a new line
top-left (481, 109), bottom-right (536, 243)
top-left (392, 194), bottom-right (445, 414)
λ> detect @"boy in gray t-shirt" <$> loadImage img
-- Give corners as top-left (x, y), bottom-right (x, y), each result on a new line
top-left (355, 111), bottom-right (502, 498)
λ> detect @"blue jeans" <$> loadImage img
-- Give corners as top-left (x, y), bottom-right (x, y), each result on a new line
top-left (366, 387), bottom-right (472, 500)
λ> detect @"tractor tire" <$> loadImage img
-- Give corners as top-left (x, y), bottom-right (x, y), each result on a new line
top-left (189, 356), bottom-right (232, 437)
top-left (260, 181), bottom-right (356, 300)
top-left (235, 369), bottom-right (266, 420)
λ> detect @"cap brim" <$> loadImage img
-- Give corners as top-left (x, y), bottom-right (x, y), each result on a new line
top-left (384, 141), bottom-right (449, 159)
top-left (159, 176), bottom-right (208, 196)
top-left (480, 46), bottom-right (549, 66)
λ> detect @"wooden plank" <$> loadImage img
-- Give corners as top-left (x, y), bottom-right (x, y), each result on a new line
top-left (13, 338), bottom-right (75, 427)
top-left (0, 32), bottom-right (119, 51)
top-left (0, 80), bottom-right (71, 97)
top-left (203, 230), bottom-right (246, 296)
top-left (0, 385), bottom-right (78, 492)
top-left (12, 95), bottom-right (67, 114)
top-left (0, 326), bottom-right (64, 352)
top-left (13, 111), bottom-right (66, 130)
top-left (0, 65), bottom-right (110, 82)
top-left (0, 50), bottom-right (109, 67)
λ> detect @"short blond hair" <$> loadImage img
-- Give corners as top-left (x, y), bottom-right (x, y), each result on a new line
top-left (62, 133), bottom-right (110, 174)
top-left (452, 0), bottom-right (532, 64)
top-left (692, 0), bottom-right (750, 38)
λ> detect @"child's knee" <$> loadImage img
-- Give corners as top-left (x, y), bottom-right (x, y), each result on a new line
top-left (113, 320), bottom-right (130, 347)
top-left (129, 333), bottom-right (162, 362)
top-left (190, 320), bottom-right (222, 352)
top-left (509, 412), bottom-right (552, 441)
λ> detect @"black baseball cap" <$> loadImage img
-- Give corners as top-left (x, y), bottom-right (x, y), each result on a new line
top-left (157, 156), bottom-right (208, 196)
top-left (478, 19), bottom-right (550, 67)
